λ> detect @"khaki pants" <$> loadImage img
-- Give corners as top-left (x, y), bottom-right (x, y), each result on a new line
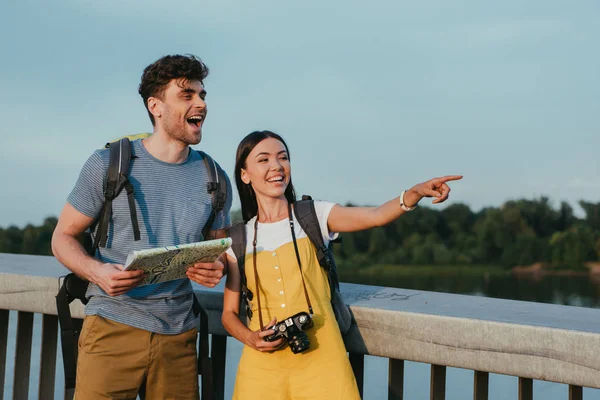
top-left (74, 315), bottom-right (200, 400)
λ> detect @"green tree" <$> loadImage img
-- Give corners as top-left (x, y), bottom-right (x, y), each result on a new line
top-left (549, 225), bottom-right (595, 268)
top-left (579, 201), bottom-right (600, 232)
top-left (0, 226), bottom-right (24, 254)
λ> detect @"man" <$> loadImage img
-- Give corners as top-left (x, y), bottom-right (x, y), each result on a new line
top-left (52, 54), bottom-right (232, 399)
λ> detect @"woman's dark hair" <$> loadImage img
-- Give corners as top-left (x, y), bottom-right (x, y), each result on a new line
top-left (138, 54), bottom-right (209, 125)
top-left (235, 131), bottom-right (297, 222)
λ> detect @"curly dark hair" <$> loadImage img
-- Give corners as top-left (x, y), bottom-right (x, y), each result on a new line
top-left (235, 131), bottom-right (297, 222)
top-left (138, 54), bottom-right (209, 125)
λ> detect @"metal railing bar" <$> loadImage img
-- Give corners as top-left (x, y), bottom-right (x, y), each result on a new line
top-left (430, 364), bottom-right (446, 400)
top-left (38, 314), bottom-right (58, 399)
top-left (388, 358), bottom-right (404, 400)
top-left (13, 311), bottom-right (34, 400)
top-left (473, 371), bottom-right (489, 400)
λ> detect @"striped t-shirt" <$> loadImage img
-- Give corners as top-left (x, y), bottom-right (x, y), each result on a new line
top-left (68, 139), bottom-right (232, 334)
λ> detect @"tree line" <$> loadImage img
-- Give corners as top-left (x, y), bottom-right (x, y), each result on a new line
top-left (0, 217), bottom-right (57, 256)
top-left (332, 197), bottom-right (600, 270)
top-left (1, 197), bottom-right (599, 269)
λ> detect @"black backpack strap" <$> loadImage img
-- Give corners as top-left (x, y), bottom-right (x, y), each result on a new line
top-left (58, 138), bottom-right (141, 397)
top-left (198, 151), bottom-right (228, 240)
top-left (294, 196), bottom-right (353, 335)
top-left (228, 222), bottom-right (247, 284)
top-left (93, 138), bottom-right (140, 251)
top-left (56, 274), bottom-right (88, 396)
top-left (197, 302), bottom-right (213, 399)
top-left (294, 197), bottom-right (333, 272)
top-left (56, 279), bottom-right (77, 393)
top-left (195, 151), bottom-right (227, 399)
top-left (228, 222), bottom-right (254, 321)
top-left (114, 139), bottom-right (140, 241)
top-left (294, 197), bottom-right (341, 293)
top-left (189, 283), bottom-right (212, 398)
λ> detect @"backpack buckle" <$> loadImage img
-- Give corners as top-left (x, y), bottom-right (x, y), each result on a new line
top-left (207, 182), bottom-right (218, 193)
top-left (216, 192), bottom-right (226, 206)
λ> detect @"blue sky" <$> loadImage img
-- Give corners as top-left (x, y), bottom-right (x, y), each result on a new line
top-left (1, 0), bottom-right (598, 227)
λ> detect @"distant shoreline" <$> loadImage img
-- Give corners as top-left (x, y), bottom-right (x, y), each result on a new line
top-left (339, 263), bottom-right (600, 279)
top-left (512, 262), bottom-right (600, 278)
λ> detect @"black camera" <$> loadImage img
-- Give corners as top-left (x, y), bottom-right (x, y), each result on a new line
top-left (263, 311), bottom-right (314, 354)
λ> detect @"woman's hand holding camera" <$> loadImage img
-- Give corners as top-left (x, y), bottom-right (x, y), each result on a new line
top-left (245, 317), bottom-right (285, 352)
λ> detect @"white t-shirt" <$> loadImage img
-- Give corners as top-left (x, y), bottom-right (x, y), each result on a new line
top-left (227, 200), bottom-right (338, 259)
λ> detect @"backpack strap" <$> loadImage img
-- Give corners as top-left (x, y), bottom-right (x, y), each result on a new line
top-left (59, 138), bottom-right (142, 397)
top-left (229, 222), bottom-right (247, 275)
top-left (93, 138), bottom-right (140, 251)
top-left (294, 196), bottom-right (354, 335)
top-left (197, 305), bottom-right (213, 399)
top-left (293, 196), bottom-right (341, 293)
top-left (198, 151), bottom-right (228, 240)
top-left (294, 197), bottom-right (334, 272)
top-left (195, 151), bottom-right (227, 400)
top-left (55, 274), bottom-right (88, 395)
top-left (228, 222), bottom-right (254, 321)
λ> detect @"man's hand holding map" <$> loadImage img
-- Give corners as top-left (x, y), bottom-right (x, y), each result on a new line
top-left (123, 238), bottom-right (232, 286)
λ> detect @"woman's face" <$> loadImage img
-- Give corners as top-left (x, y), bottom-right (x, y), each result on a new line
top-left (241, 137), bottom-right (291, 200)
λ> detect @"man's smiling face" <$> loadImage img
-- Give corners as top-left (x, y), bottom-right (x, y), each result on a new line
top-left (152, 78), bottom-right (207, 145)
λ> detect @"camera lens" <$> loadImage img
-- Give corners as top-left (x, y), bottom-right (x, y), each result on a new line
top-left (288, 332), bottom-right (310, 354)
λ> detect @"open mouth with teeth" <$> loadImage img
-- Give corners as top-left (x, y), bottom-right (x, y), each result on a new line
top-left (187, 115), bottom-right (204, 128)
top-left (267, 176), bottom-right (285, 184)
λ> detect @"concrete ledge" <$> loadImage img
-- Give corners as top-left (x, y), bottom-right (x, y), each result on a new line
top-left (0, 253), bottom-right (85, 318)
top-left (1, 252), bottom-right (600, 388)
top-left (346, 307), bottom-right (600, 388)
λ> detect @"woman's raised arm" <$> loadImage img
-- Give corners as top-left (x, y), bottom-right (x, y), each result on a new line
top-left (327, 175), bottom-right (462, 233)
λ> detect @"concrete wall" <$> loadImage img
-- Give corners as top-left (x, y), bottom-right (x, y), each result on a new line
top-left (1, 252), bottom-right (599, 389)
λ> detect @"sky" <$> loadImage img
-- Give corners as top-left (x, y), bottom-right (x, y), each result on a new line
top-left (0, 0), bottom-right (598, 227)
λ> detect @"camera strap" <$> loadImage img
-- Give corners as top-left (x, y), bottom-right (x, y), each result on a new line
top-left (252, 202), bottom-right (314, 330)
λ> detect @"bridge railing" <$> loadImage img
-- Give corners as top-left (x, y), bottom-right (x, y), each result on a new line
top-left (1, 252), bottom-right (599, 400)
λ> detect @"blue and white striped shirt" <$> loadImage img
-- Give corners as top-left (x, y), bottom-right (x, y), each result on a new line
top-left (68, 139), bottom-right (232, 334)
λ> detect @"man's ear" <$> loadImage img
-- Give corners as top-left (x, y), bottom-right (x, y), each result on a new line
top-left (147, 97), bottom-right (162, 120)
top-left (241, 169), bottom-right (251, 185)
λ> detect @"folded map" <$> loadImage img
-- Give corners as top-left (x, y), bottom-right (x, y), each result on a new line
top-left (123, 238), bottom-right (232, 286)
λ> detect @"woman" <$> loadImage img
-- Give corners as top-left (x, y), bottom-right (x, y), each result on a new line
top-left (222, 130), bottom-right (462, 399)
